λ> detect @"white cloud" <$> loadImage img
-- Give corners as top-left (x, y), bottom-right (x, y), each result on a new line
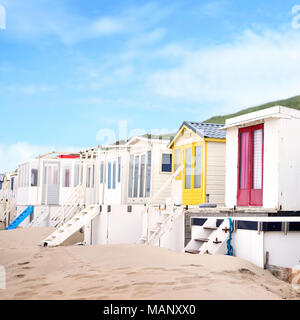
top-left (0, 84), bottom-right (55, 96)
top-left (148, 29), bottom-right (300, 113)
top-left (0, 142), bottom-right (80, 172)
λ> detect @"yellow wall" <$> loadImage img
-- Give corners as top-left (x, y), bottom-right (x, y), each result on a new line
top-left (170, 126), bottom-right (225, 206)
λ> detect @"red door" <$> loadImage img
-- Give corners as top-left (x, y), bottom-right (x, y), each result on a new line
top-left (237, 124), bottom-right (264, 207)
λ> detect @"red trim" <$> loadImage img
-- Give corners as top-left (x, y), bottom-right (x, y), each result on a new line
top-left (58, 155), bottom-right (80, 159)
top-left (237, 124), bottom-right (264, 207)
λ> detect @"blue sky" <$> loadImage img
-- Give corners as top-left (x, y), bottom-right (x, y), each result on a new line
top-left (1, 0), bottom-right (300, 171)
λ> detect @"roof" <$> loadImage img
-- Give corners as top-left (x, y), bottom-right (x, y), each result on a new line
top-left (222, 105), bottom-right (300, 129)
top-left (169, 121), bottom-right (226, 147)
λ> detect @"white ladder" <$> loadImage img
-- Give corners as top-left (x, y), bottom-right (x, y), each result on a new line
top-left (42, 204), bottom-right (100, 247)
top-left (138, 165), bottom-right (184, 245)
top-left (146, 206), bottom-right (184, 246)
top-left (184, 218), bottom-right (231, 255)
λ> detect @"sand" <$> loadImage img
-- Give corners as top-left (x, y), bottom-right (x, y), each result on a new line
top-left (0, 227), bottom-right (299, 300)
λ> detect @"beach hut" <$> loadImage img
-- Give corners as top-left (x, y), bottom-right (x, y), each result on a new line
top-left (0, 171), bottom-right (18, 225)
top-left (223, 106), bottom-right (300, 212)
top-left (168, 122), bottom-right (226, 206)
top-left (13, 152), bottom-right (80, 228)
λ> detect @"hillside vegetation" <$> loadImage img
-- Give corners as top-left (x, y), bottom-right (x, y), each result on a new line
top-left (204, 95), bottom-right (300, 124)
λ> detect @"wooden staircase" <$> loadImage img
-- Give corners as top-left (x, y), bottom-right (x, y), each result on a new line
top-left (42, 205), bottom-right (100, 247)
top-left (184, 218), bottom-right (231, 255)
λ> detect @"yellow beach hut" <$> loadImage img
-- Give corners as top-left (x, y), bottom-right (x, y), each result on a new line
top-left (169, 122), bottom-right (226, 206)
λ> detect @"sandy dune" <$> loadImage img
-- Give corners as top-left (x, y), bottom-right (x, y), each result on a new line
top-left (0, 228), bottom-right (299, 300)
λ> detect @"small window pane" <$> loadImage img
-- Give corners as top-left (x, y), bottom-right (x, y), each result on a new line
top-left (74, 164), bottom-right (79, 187)
top-left (128, 155), bottom-right (134, 198)
top-left (139, 155), bottom-right (145, 197)
top-left (87, 167), bottom-right (91, 188)
top-left (194, 146), bottom-right (201, 189)
top-left (253, 129), bottom-right (263, 189)
top-left (108, 162), bottom-right (111, 189)
top-left (11, 177), bottom-right (15, 190)
top-left (63, 166), bottom-right (71, 187)
top-left (113, 162), bottom-right (116, 189)
top-left (118, 157), bottom-right (121, 183)
top-left (133, 156), bottom-right (140, 198)
top-left (162, 153), bottom-right (172, 172)
top-left (31, 169), bottom-right (38, 187)
top-left (145, 151), bottom-right (152, 197)
top-left (100, 162), bottom-right (104, 184)
top-left (185, 148), bottom-right (192, 189)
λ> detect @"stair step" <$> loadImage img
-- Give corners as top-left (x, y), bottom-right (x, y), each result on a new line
top-left (185, 249), bottom-right (200, 255)
top-left (195, 238), bottom-right (209, 242)
top-left (203, 227), bottom-right (217, 230)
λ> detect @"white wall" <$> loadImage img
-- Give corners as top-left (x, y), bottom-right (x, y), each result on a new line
top-left (278, 116), bottom-right (300, 211)
top-left (264, 232), bottom-right (300, 268)
top-left (206, 142), bottom-right (226, 206)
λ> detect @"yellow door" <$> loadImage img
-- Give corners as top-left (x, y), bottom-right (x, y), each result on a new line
top-left (182, 142), bottom-right (204, 205)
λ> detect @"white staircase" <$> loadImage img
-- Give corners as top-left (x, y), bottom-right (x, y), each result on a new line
top-left (42, 204), bottom-right (100, 247)
top-left (140, 206), bottom-right (184, 245)
top-left (184, 218), bottom-right (232, 255)
top-left (30, 184), bottom-right (83, 228)
top-left (138, 165), bottom-right (184, 245)
top-left (1, 200), bottom-right (17, 228)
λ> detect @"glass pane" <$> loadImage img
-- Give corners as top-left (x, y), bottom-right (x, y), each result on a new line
top-left (185, 148), bottom-right (192, 189)
top-left (108, 162), bottom-right (111, 189)
top-left (145, 151), bottom-right (152, 197)
top-left (31, 169), bottom-right (38, 187)
top-left (162, 153), bottom-right (172, 172)
top-left (74, 164), bottom-right (79, 186)
top-left (128, 155), bottom-right (134, 197)
top-left (113, 162), bottom-right (116, 189)
top-left (239, 131), bottom-right (250, 189)
top-left (118, 157), bottom-right (121, 183)
top-left (194, 146), bottom-right (201, 189)
top-left (100, 162), bottom-right (104, 184)
top-left (253, 129), bottom-right (263, 189)
top-left (86, 167), bottom-right (91, 188)
top-left (133, 156), bottom-right (140, 198)
top-left (139, 155), bottom-right (145, 197)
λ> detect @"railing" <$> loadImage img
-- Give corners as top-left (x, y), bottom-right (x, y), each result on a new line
top-left (49, 184), bottom-right (83, 228)
top-left (1, 200), bottom-right (17, 227)
top-left (139, 164), bottom-right (184, 244)
top-left (147, 206), bottom-right (184, 246)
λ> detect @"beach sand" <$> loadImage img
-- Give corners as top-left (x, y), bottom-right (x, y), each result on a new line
top-left (0, 227), bottom-right (299, 300)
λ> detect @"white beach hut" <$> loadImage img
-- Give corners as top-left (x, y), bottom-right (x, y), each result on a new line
top-left (223, 106), bottom-right (300, 213)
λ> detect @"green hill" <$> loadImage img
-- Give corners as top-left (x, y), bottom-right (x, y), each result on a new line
top-left (204, 95), bottom-right (300, 124)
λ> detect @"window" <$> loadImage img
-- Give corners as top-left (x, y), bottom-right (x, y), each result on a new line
top-left (31, 169), bottom-right (38, 187)
top-left (74, 164), bottom-right (79, 187)
top-left (128, 155), bottom-right (134, 197)
top-left (253, 129), bottom-right (263, 190)
top-left (63, 166), bottom-right (71, 187)
top-left (118, 157), bottom-right (121, 183)
top-left (86, 167), bottom-right (91, 188)
top-left (194, 146), bottom-right (201, 189)
top-left (145, 151), bottom-right (152, 197)
top-left (185, 148), bottom-right (192, 189)
top-left (174, 149), bottom-right (181, 174)
top-left (162, 153), bottom-right (172, 172)
top-left (92, 165), bottom-right (95, 188)
top-left (0, 181), bottom-right (2, 190)
top-left (113, 162), bottom-right (116, 189)
top-left (11, 177), bottom-right (15, 191)
top-left (139, 155), bottom-right (145, 197)
top-left (100, 162), bottom-right (104, 184)
top-left (133, 156), bottom-right (140, 197)
top-left (108, 162), bottom-right (111, 189)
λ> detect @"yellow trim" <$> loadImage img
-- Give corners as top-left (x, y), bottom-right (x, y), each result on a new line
top-left (204, 138), bottom-right (226, 143)
top-left (169, 125), bottom-right (202, 148)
